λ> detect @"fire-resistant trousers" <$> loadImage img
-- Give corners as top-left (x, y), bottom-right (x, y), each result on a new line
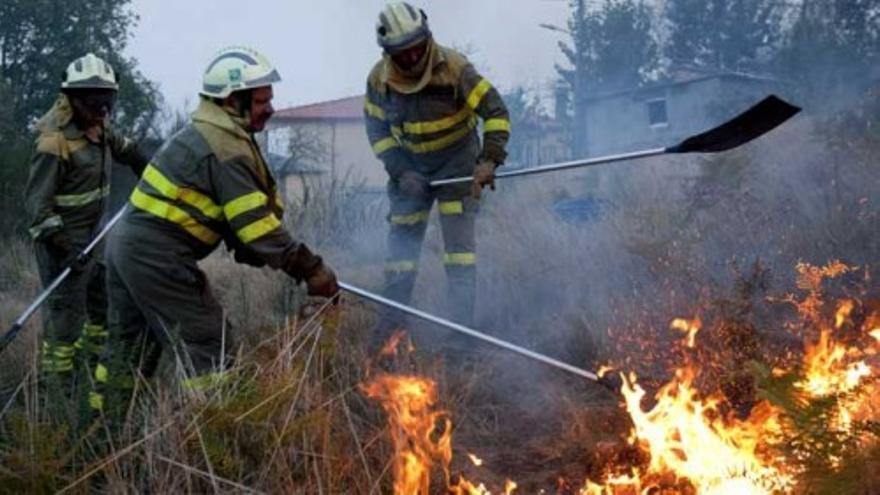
top-left (380, 182), bottom-right (478, 338)
top-left (99, 221), bottom-right (232, 392)
top-left (34, 228), bottom-right (107, 376)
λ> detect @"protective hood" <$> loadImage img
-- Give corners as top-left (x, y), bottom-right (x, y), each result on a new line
top-left (382, 38), bottom-right (441, 95)
top-left (35, 94), bottom-right (74, 133)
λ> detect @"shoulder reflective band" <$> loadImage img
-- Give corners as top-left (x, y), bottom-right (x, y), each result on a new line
top-left (466, 79), bottom-right (492, 111)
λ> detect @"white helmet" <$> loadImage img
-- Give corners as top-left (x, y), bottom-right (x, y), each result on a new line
top-left (376, 2), bottom-right (431, 53)
top-left (61, 53), bottom-right (118, 91)
top-left (200, 46), bottom-right (281, 99)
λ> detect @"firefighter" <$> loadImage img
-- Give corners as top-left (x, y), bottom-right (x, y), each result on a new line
top-left (92, 46), bottom-right (338, 410)
top-left (364, 3), bottom-right (510, 338)
top-left (25, 53), bottom-right (147, 385)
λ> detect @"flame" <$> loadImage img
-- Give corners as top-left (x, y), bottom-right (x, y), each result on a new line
top-left (364, 262), bottom-right (878, 493)
top-left (597, 364), bottom-right (615, 378)
top-left (361, 373), bottom-right (452, 494)
top-left (584, 262), bottom-right (877, 492)
top-left (670, 317), bottom-right (702, 348)
top-left (581, 370), bottom-right (794, 494)
top-left (504, 479), bottom-right (518, 494)
top-left (379, 330), bottom-right (411, 357)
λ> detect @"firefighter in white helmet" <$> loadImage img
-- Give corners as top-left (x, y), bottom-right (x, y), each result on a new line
top-left (364, 3), bottom-right (510, 345)
top-left (92, 46), bottom-right (338, 412)
top-left (24, 53), bottom-right (147, 390)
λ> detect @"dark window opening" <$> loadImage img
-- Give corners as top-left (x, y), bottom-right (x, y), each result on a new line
top-left (648, 99), bottom-right (668, 127)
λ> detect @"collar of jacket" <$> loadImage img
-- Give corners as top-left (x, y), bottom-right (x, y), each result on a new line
top-left (381, 38), bottom-right (445, 95)
top-left (35, 94), bottom-right (74, 134)
top-left (192, 98), bottom-right (251, 141)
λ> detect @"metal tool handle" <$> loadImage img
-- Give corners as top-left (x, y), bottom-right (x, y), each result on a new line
top-left (0, 206), bottom-right (128, 354)
top-left (430, 148), bottom-right (666, 187)
top-left (339, 281), bottom-right (598, 381)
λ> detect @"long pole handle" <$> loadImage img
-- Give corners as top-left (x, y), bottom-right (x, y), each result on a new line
top-left (0, 206), bottom-right (128, 354)
top-left (430, 147), bottom-right (667, 187)
top-left (339, 281), bottom-right (598, 381)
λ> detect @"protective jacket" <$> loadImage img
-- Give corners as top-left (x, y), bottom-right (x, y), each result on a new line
top-left (26, 94), bottom-right (146, 240)
top-left (364, 42), bottom-right (510, 180)
top-left (124, 98), bottom-right (321, 277)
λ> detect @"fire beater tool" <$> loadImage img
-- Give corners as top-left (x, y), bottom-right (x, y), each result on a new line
top-left (430, 95), bottom-right (801, 187)
top-left (339, 281), bottom-right (600, 381)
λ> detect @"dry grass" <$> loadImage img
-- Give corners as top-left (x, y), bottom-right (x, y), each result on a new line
top-left (0, 94), bottom-right (877, 492)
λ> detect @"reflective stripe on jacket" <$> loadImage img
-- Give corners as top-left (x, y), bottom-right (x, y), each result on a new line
top-left (124, 98), bottom-right (320, 280)
top-left (25, 96), bottom-right (147, 240)
top-left (364, 45), bottom-right (510, 179)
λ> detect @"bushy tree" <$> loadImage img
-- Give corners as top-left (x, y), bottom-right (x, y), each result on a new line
top-left (0, 0), bottom-right (159, 139)
top-left (556, 0), bottom-right (657, 155)
top-left (776, 0), bottom-right (880, 101)
top-left (663, 0), bottom-right (782, 73)
top-left (0, 0), bottom-right (159, 236)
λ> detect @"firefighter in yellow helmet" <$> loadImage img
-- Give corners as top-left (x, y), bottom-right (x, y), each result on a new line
top-left (91, 46), bottom-right (338, 411)
top-left (24, 53), bottom-right (147, 387)
top-left (364, 3), bottom-right (510, 341)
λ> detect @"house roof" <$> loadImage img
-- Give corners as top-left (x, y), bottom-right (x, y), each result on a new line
top-left (274, 95), bottom-right (365, 121)
top-left (583, 71), bottom-right (780, 103)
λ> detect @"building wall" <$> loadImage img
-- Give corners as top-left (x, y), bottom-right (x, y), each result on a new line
top-left (582, 77), bottom-right (776, 158)
top-left (265, 118), bottom-right (388, 192)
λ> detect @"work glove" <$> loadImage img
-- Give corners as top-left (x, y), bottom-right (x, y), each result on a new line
top-left (397, 170), bottom-right (428, 198)
top-left (45, 231), bottom-right (88, 273)
top-left (305, 263), bottom-right (340, 298)
top-left (471, 159), bottom-right (497, 200)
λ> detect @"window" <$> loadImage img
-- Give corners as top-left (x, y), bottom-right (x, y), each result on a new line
top-left (647, 98), bottom-right (668, 127)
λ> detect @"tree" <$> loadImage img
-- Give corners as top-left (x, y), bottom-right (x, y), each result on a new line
top-left (0, 0), bottom-right (159, 236)
top-left (500, 87), bottom-right (548, 167)
top-left (776, 0), bottom-right (880, 101)
top-left (664, 0), bottom-right (782, 73)
top-left (0, 0), bottom-right (159, 139)
top-left (556, 0), bottom-right (658, 155)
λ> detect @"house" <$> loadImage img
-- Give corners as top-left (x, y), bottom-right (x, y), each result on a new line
top-left (260, 95), bottom-right (387, 197)
top-left (576, 71), bottom-right (782, 158)
top-left (264, 152), bottom-right (326, 202)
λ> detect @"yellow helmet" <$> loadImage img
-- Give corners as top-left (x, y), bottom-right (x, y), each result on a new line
top-left (200, 46), bottom-right (281, 99)
top-left (61, 53), bottom-right (118, 91)
top-left (376, 2), bottom-right (431, 53)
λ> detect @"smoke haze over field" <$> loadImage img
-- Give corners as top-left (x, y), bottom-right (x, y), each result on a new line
top-left (128, 0), bottom-right (570, 110)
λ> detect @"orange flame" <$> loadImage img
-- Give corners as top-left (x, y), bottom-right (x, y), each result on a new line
top-left (361, 373), bottom-right (452, 494)
top-left (670, 317), bottom-right (702, 348)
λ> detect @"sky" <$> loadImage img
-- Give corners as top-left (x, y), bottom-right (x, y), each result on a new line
top-left (127, 0), bottom-right (571, 112)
